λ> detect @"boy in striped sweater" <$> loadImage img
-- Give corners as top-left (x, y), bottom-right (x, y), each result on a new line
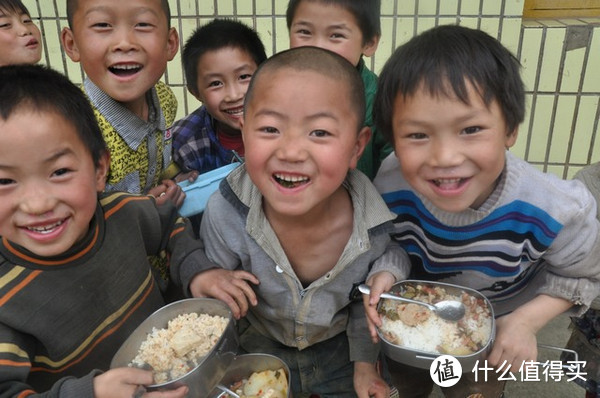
top-left (0, 65), bottom-right (211, 398)
top-left (365, 25), bottom-right (600, 397)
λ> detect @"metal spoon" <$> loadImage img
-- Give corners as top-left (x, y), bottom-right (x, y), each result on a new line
top-left (358, 283), bottom-right (466, 321)
top-left (216, 384), bottom-right (240, 398)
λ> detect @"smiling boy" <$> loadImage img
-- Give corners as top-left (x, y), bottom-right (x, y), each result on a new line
top-left (186, 47), bottom-right (409, 397)
top-left (172, 19), bottom-right (267, 175)
top-left (60, 0), bottom-right (185, 207)
top-left (367, 25), bottom-right (600, 397)
top-left (0, 64), bottom-right (216, 397)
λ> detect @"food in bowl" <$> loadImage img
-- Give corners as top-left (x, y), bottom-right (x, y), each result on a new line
top-left (378, 283), bottom-right (492, 355)
top-left (130, 312), bottom-right (228, 383)
top-left (222, 368), bottom-right (288, 398)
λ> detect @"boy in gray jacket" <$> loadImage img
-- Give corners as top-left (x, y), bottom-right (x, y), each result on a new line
top-left (186, 47), bottom-right (409, 398)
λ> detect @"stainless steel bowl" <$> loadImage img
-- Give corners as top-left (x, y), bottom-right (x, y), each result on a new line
top-left (208, 353), bottom-right (291, 398)
top-left (111, 298), bottom-right (238, 397)
top-left (377, 280), bottom-right (495, 371)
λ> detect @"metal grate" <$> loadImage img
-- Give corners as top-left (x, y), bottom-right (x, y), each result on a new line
top-left (24, 0), bottom-right (600, 178)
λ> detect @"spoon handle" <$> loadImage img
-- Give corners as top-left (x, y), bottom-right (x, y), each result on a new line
top-left (358, 284), bottom-right (436, 311)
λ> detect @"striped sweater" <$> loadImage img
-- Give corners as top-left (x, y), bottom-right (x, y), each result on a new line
top-left (374, 151), bottom-right (600, 317)
top-left (0, 192), bottom-right (208, 397)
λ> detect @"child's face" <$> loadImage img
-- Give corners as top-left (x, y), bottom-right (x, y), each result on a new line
top-left (242, 68), bottom-right (369, 218)
top-left (61, 0), bottom-right (178, 113)
top-left (0, 8), bottom-right (42, 66)
top-left (0, 108), bottom-right (109, 257)
top-left (391, 81), bottom-right (518, 212)
top-left (193, 47), bottom-right (258, 135)
top-left (288, 1), bottom-right (378, 66)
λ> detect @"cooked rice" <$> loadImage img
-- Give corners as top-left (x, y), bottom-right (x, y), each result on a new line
top-left (378, 284), bottom-right (492, 355)
top-left (130, 312), bottom-right (228, 384)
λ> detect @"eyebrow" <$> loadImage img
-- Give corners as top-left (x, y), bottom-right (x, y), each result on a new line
top-left (292, 20), bottom-right (351, 32)
top-left (254, 108), bottom-right (340, 122)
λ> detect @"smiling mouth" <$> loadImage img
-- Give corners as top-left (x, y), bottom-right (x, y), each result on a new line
top-left (274, 173), bottom-right (310, 188)
top-left (431, 178), bottom-right (466, 189)
top-left (109, 64), bottom-right (142, 77)
top-left (223, 107), bottom-right (243, 117)
top-left (26, 220), bottom-right (64, 234)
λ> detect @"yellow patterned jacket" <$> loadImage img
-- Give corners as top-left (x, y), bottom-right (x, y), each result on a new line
top-left (84, 79), bottom-right (180, 194)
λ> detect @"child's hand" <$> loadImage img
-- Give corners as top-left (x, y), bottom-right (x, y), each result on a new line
top-left (487, 312), bottom-right (538, 371)
top-left (174, 170), bottom-right (199, 183)
top-left (363, 271), bottom-right (396, 343)
top-left (487, 294), bottom-right (572, 372)
top-left (93, 367), bottom-right (188, 398)
top-left (149, 179), bottom-right (186, 208)
top-left (189, 268), bottom-right (260, 319)
top-left (353, 361), bottom-right (390, 398)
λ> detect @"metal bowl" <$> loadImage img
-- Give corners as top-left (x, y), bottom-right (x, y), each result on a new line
top-left (377, 280), bottom-right (495, 371)
top-left (208, 353), bottom-right (291, 398)
top-left (111, 298), bottom-right (238, 397)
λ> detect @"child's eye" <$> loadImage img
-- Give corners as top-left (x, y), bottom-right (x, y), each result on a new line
top-left (0, 22), bottom-right (11, 29)
top-left (407, 132), bottom-right (428, 140)
top-left (239, 73), bottom-right (253, 81)
top-left (136, 22), bottom-right (154, 29)
top-left (0, 178), bottom-right (15, 186)
top-left (295, 28), bottom-right (311, 36)
top-left (310, 129), bottom-right (331, 138)
top-left (330, 33), bottom-right (346, 39)
top-left (52, 168), bottom-right (71, 177)
top-left (91, 22), bottom-right (111, 29)
top-left (462, 126), bottom-right (482, 135)
top-left (260, 126), bottom-right (279, 134)
top-left (208, 80), bottom-right (223, 88)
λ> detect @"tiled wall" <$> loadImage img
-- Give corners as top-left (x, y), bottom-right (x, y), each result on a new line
top-left (24, 0), bottom-right (600, 178)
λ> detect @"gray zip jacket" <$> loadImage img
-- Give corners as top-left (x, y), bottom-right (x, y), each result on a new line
top-left (199, 166), bottom-right (409, 363)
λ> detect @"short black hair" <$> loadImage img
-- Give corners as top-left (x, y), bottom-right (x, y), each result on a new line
top-left (182, 18), bottom-right (267, 97)
top-left (66, 0), bottom-right (171, 28)
top-left (245, 46), bottom-right (365, 130)
top-left (0, 64), bottom-right (107, 166)
top-left (374, 24), bottom-right (525, 144)
top-left (286, 0), bottom-right (381, 44)
top-left (0, 0), bottom-right (31, 15)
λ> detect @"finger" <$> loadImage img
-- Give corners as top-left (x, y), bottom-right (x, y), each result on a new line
top-left (232, 270), bottom-right (260, 285)
top-left (232, 279), bottom-right (258, 306)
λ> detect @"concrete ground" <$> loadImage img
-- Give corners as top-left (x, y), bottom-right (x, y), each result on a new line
top-left (430, 313), bottom-right (587, 397)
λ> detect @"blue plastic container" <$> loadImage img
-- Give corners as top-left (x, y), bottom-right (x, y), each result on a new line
top-left (177, 162), bottom-right (241, 217)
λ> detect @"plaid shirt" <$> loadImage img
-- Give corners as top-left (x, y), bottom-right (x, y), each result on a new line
top-left (172, 106), bottom-right (238, 174)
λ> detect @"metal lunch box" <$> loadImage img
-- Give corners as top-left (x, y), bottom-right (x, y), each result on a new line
top-left (377, 279), bottom-right (496, 372)
top-left (111, 298), bottom-right (238, 397)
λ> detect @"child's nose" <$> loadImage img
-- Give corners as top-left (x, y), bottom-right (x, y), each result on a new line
top-left (19, 186), bottom-right (56, 215)
top-left (429, 138), bottom-right (463, 167)
top-left (16, 21), bottom-right (33, 36)
top-left (224, 83), bottom-right (244, 103)
top-left (112, 28), bottom-right (138, 52)
top-left (276, 134), bottom-right (308, 162)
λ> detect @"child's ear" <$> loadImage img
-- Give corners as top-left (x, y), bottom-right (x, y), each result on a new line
top-left (95, 151), bottom-right (110, 192)
top-left (350, 126), bottom-right (372, 169)
top-left (362, 35), bottom-right (380, 58)
top-left (166, 27), bottom-right (179, 61)
top-left (505, 127), bottom-right (519, 149)
top-left (60, 27), bottom-right (80, 62)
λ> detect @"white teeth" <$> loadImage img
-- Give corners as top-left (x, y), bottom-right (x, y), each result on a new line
top-left (224, 109), bottom-right (243, 116)
top-left (435, 178), bottom-right (462, 184)
top-left (111, 64), bottom-right (140, 70)
top-left (27, 220), bottom-right (63, 234)
top-left (274, 174), bottom-right (309, 183)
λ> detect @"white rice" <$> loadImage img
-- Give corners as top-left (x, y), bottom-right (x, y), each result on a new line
top-left (378, 285), bottom-right (492, 355)
top-left (130, 312), bottom-right (228, 384)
